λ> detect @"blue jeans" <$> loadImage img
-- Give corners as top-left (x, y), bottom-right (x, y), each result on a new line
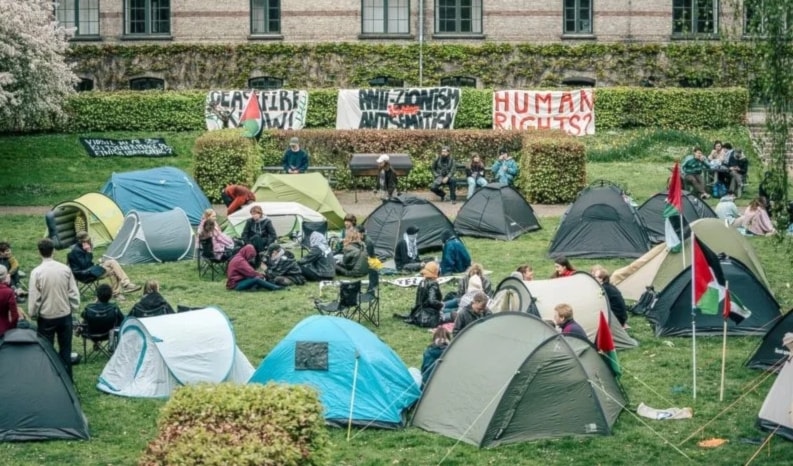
top-left (467, 177), bottom-right (487, 199)
top-left (235, 277), bottom-right (282, 291)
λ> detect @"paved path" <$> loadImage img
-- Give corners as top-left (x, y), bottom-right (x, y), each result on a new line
top-left (0, 190), bottom-right (568, 218)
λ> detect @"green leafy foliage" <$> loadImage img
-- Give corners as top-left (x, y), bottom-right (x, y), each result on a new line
top-left (65, 91), bottom-right (206, 132)
top-left (194, 129), bottom-right (260, 202)
top-left (519, 134), bottom-right (586, 204)
top-left (140, 383), bottom-right (329, 466)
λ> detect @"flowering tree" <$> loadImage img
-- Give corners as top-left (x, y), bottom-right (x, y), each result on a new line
top-left (0, 0), bottom-right (78, 131)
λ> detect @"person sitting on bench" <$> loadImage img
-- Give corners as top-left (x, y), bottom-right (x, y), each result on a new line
top-left (429, 146), bottom-right (457, 204)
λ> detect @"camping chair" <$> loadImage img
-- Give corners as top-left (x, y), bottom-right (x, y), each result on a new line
top-left (129, 304), bottom-right (172, 319)
top-left (314, 281), bottom-right (362, 319)
top-left (358, 268), bottom-right (380, 327)
top-left (75, 315), bottom-right (117, 363)
top-left (197, 237), bottom-right (229, 281)
top-left (76, 275), bottom-right (101, 297)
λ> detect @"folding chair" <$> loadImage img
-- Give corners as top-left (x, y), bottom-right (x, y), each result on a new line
top-left (75, 314), bottom-right (116, 363)
top-left (197, 237), bottom-right (229, 281)
top-left (314, 281), bottom-right (362, 319)
top-left (76, 275), bottom-right (101, 297)
top-left (359, 268), bottom-right (380, 327)
top-left (129, 303), bottom-right (173, 319)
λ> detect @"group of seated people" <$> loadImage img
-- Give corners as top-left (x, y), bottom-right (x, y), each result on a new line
top-left (682, 141), bottom-right (748, 200)
top-left (428, 146), bottom-right (519, 204)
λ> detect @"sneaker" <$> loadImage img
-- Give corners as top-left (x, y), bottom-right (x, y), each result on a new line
top-left (122, 282), bottom-right (142, 293)
top-left (114, 293), bottom-right (127, 302)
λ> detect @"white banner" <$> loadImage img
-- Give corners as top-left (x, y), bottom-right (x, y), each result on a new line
top-left (493, 89), bottom-right (595, 136)
top-left (336, 87), bottom-right (460, 129)
top-left (205, 90), bottom-right (309, 130)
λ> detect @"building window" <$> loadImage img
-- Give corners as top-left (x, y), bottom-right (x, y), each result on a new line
top-left (672, 0), bottom-right (718, 35)
top-left (130, 77), bottom-right (165, 90)
top-left (76, 78), bottom-right (95, 92)
top-left (56, 0), bottom-right (100, 36)
top-left (125, 0), bottom-right (170, 35)
top-left (440, 76), bottom-right (477, 88)
top-left (251, 0), bottom-right (281, 34)
top-left (369, 76), bottom-right (404, 87)
top-left (436, 0), bottom-right (482, 34)
top-left (362, 0), bottom-right (410, 34)
top-left (563, 0), bottom-right (592, 34)
top-left (744, 0), bottom-right (791, 36)
top-left (248, 76), bottom-right (284, 90)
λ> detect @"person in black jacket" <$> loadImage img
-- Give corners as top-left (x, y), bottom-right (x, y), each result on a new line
top-left (394, 225), bottom-right (424, 272)
top-left (452, 292), bottom-right (490, 336)
top-left (81, 283), bottom-right (124, 331)
top-left (723, 149), bottom-right (749, 196)
top-left (242, 205), bottom-right (277, 256)
top-left (67, 231), bottom-right (140, 301)
top-left (591, 266), bottom-right (628, 327)
top-left (298, 232), bottom-right (335, 281)
top-left (421, 327), bottom-right (451, 389)
top-left (403, 261), bottom-right (444, 328)
top-left (129, 280), bottom-right (175, 318)
top-left (265, 244), bottom-right (305, 287)
top-left (429, 146), bottom-right (457, 203)
top-left (376, 154), bottom-right (398, 200)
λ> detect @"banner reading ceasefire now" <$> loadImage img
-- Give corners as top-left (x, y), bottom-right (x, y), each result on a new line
top-left (492, 89), bottom-right (595, 136)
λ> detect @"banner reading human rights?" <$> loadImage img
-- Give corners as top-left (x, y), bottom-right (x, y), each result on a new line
top-left (336, 87), bottom-right (460, 130)
top-left (493, 89), bottom-right (595, 136)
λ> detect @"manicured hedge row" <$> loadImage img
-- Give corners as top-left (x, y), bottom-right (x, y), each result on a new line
top-left (62, 87), bottom-right (748, 133)
top-left (193, 129), bottom-right (261, 203)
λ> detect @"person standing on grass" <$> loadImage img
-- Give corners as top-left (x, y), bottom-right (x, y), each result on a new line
top-left (283, 137), bottom-right (309, 174)
top-left (429, 146), bottom-right (457, 204)
top-left (29, 238), bottom-right (80, 379)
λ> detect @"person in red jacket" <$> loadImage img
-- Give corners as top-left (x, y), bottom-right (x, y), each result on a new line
top-left (221, 184), bottom-right (256, 215)
top-left (226, 245), bottom-right (282, 292)
top-left (551, 256), bottom-right (575, 278)
top-left (0, 265), bottom-right (19, 336)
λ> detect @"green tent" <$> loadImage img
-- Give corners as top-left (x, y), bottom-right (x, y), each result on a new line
top-left (612, 218), bottom-right (770, 301)
top-left (45, 192), bottom-right (124, 250)
top-left (252, 173), bottom-right (346, 229)
top-left (412, 313), bottom-right (624, 447)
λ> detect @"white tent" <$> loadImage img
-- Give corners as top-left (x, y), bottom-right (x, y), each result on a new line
top-left (97, 308), bottom-right (253, 398)
top-left (104, 208), bottom-right (195, 265)
top-left (757, 334), bottom-right (793, 441)
top-left (491, 273), bottom-right (638, 349)
top-left (224, 201), bottom-right (327, 238)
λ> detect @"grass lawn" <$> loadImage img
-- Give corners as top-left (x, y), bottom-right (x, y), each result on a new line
top-left (1, 127), bottom-right (791, 465)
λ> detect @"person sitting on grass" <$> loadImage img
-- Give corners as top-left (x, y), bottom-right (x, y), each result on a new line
top-left (452, 291), bottom-right (491, 337)
top-left (130, 280), bottom-right (175, 317)
top-left (298, 232), bottom-right (335, 282)
top-left (395, 226), bottom-right (425, 273)
top-left (421, 327), bottom-right (451, 389)
top-left (82, 283), bottom-right (124, 331)
top-left (511, 264), bottom-right (534, 281)
top-left (335, 229), bottom-right (369, 277)
top-left (442, 263), bottom-right (491, 315)
top-left (551, 256), bottom-right (576, 278)
top-left (591, 265), bottom-right (628, 328)
top-left (553, 303), bottom-right (587, 339)
top-left (67, 231), bottom-right (140, 301)
top-left (226, 245), bottom-right (283, 292)
top-left (734, 197), bottom-right (777, 236)
top-left (400, 261), bottom-right (443, 328)
top-left (439, 230), bottom-right (471, 276)
top-left (264, 243), bottom-right (305, 287)
top-left (242, 204), bottom-right (277, 256)
top-left (715, 191), bottom-right (740, 225)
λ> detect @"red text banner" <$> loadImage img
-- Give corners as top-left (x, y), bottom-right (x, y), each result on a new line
top-left (493, 89), bottom-right (595, 136)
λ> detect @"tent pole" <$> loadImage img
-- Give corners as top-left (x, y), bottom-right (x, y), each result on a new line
top-left (690, 231), bottom-right (696, 401)
top-left (347, 352), bottom-right (360, 441)
top-left (719, 280), bottom-right (729, 402)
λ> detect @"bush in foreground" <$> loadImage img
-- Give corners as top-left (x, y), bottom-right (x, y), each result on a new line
top-left (140, 383), bottom-right (330, 466)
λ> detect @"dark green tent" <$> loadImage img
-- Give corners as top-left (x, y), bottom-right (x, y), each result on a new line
top-left (453, 183), bottom-right (541, 240)
top-left (746, 310), bottom-right (793, 371)
top-left (412, 313), bottom-right (624, 447)
top-left (0, 328), bottom-right (89, 441)
top-left (637, 190), bottom-right (717, 244)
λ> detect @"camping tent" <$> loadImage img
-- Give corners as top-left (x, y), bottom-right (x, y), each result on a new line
top-left (646, 257), bottom-right (781, 337)
top-left (453, 183), bottom-right (541, 240)
top-left (252, 173), bottom-right (346, 229)
top-left (364, 195), bottom-right (455, 259)
top-left (549, 181), bottom-right (651, 259)
top-left (757, 335), bottom-right (793, 441)
top-left (612, 218), bottom-right (770, 301)
top-left (224, 201), bottom-right (327, 238)
top-left (637, 190), bottom-right (717, 244)
top-left (45, 192), bottom-right (124, 250)
top-left (97, 308), bottom-right (254, 398)
top-left (412, 312), bottom-right (624, 447)
top-left (491, 273), bottom-right (638, 349)
top-left (101, 166), bottom-right (211, 225)
top-left (0, 328), bottom-right (90, 441)
top-left (249, 315), bottom-right (420, 428)
top-left (103, 209), bottom-right (195, 265)
top-left (747, 311), bottom-right (793, 371)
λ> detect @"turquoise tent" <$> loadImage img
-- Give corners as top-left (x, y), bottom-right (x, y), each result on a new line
top-left (249, 316), bottom-right (420, 428)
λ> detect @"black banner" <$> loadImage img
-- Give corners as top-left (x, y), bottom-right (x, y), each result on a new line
top-left (79, 138), bottom-right (176, 157)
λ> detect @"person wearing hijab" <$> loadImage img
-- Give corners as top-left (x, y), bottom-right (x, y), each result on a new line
top-left (394, 226), bottom-right (423, 272)
top-left (226, 245), bottom-right (282, 291)
top-left (298, 232), bottom-right (335, 281)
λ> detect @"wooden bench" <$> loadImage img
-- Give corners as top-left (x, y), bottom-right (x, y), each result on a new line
top-left (262, 165), bottom-right (338, 186)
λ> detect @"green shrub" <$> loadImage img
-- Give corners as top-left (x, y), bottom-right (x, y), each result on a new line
top-left (519, 133), bottom-right (586, 204)
top-left (140, 383), bottom-right (330, 466)
top-left (194, 129), bottom-right (260, 202)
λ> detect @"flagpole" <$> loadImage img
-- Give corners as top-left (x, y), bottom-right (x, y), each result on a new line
top-left (690, 231), bottom-right (697, 401)
top-left (719, 280), bottom-right (729, 402)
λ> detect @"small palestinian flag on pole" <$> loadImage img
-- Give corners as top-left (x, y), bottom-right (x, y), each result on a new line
top-left (723, 284), bottom-right (752, 324)
top-left (692, 236), bottom-right (725, 315)
top-left (664, 161), bottom-right (683, 253)
top-left (596, 310), bottom-right (621, 378)
top-left (240, 91), bottom-right (263, 138)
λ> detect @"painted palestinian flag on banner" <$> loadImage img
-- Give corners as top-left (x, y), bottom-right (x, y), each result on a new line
top-left (596, 311), bottom-right (621, 378)
top-left (664, 161), bottom-right (683, 253)
top-left (240, 92), bottom-right (263, 138)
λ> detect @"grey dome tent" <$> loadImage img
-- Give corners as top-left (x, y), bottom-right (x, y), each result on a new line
top-left (453, 183), bottom-right (541, 240)
top-left (757, 335), bottom-right (793, 442)
top-left (104, 208), bottom-right (195, 265)
top-left (637, 190), bottom-right (717, 244)
top-left (363, 195), bottom-right (454, 259)
top-left (746, 311), bottom-right (793, 371)
top-left (647, 257), bottom-right (781, 337)
top-left (549, 181), bottom-right (651, 259)
top-left (0, 328), bottom-right (89, 441)
top-left (412, 313), bottom-right (624, 447)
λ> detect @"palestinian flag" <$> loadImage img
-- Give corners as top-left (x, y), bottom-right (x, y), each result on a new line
top-left (240, 92), bottom-right (263, 138)
top-left (596, 311), bottom-right (621, 378)
top-left (723, 286), bottom-right (752, 324)
top-left (692, 237), bottom-right (725, 315)
top-left (664, 161), bottom-right (683, 253)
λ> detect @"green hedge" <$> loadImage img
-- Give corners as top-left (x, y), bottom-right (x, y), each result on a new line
top-left (194, 129), bottom-right (261, 203)
top-left (141, 383), bottom-right (329, 466)
top-left (518, 134), bottom-right (587, 204)
top-left (62, 87), bottom-right (748, 133)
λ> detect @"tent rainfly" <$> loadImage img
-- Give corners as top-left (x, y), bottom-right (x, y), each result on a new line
top-left (252, 173), bottom-right (346, 229)
top-left (45, 192), bottom-right (124, 250)
top-left (224, 201), bottom-right (327, 238)
top-left (453, 183), bottom-right (541, 240)
top-left (746, 311), bottom-right (793, 372)
top-left (103, 208), bottom-right (195, 265)
top-left (757, 334), bottom-right (793, 442)
top-left (412, 313), bottom-right (625, 447)
top-left (637, 190), bottom-right (717, 244)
